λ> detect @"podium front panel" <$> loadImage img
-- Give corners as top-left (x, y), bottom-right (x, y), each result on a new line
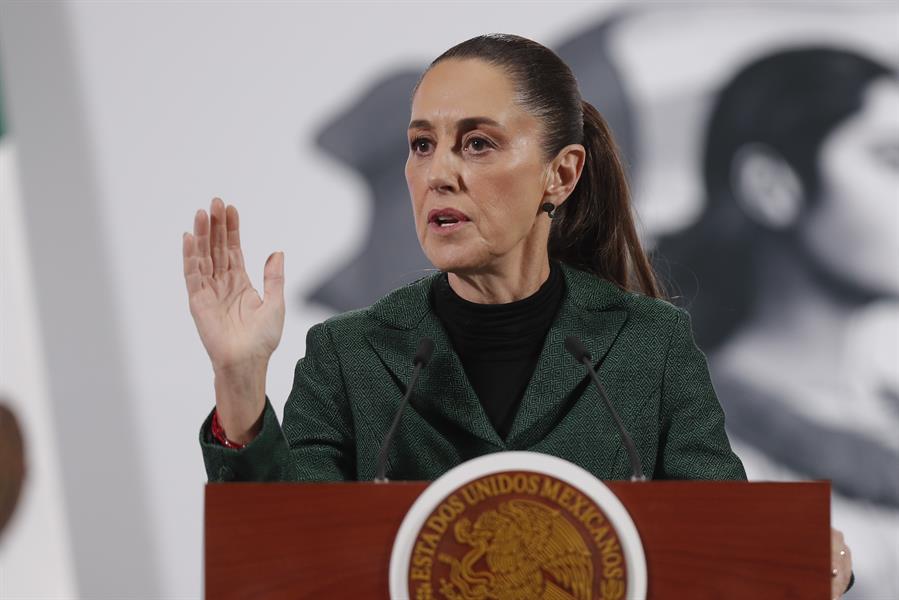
top-left (205, 481), bottom-right (829, 599)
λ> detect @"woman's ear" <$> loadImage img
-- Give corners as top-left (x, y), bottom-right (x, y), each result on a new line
top-left (731, 143), bottom-right (805, 229)
top-left (543, 144), bottom-right (586, 206)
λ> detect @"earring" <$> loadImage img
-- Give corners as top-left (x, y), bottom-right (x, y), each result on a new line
top-left (541, 202), bottom-right (556, 219)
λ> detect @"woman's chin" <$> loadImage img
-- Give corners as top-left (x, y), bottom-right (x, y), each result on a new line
top-left (422, 246), bottom-right (485, 274)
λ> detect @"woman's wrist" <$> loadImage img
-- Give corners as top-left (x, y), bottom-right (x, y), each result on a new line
top-left (212, 360), bottom-right (268, 444)
top-left (211, 409), bottom-right (249, 449)
top-left (213, 401), bottom-right (265, 445)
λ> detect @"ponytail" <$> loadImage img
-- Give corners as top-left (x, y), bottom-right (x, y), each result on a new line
top-left (548, 100), bottom-right (662, 298)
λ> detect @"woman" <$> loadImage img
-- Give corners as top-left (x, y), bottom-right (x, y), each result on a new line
top-left (661, 46), bottom-right (897, 598)
top-left (182, 34), bottom-right (852, 596)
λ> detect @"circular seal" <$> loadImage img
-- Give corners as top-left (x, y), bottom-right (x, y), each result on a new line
top-left (389, 452), bottom-right (646, 600)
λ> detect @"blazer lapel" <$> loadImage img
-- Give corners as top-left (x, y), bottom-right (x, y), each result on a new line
top-left (505, 266), bottom-right (628, 448)
top-left (364, 277), bottom-right (503, 449)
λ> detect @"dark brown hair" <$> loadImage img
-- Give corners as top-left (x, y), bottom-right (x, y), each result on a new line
top-left (414, 33), bottom-right (661, 298)
top-left (663, 47), bottom-right (894, 349)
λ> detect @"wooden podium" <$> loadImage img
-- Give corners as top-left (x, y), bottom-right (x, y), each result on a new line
top-left (205, 481), bottom-right (830, 599)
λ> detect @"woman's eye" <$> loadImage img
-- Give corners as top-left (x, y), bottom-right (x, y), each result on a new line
top-left (410, 137), bottom-right (432, 154)
top-left (465, 136), bottom-right (493, 153)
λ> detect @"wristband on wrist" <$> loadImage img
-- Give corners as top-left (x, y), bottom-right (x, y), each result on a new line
top-left (211, 410), bottom-right (247, 450)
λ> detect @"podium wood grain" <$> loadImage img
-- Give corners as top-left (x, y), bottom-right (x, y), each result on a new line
top-left (205, 481), bottom-right (829, 599)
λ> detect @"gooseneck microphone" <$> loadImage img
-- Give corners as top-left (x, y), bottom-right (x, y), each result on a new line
top-left (374, 337), bottom-right (435, 483)
top-left (564, 335), bottom-right (647, 482)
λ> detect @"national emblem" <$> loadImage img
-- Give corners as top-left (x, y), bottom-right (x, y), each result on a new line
top-left (438, 498), bottom-right (593, 600)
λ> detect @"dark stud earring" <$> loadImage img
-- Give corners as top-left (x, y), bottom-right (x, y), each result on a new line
top-left (541, 202), bottom-right (556, 219)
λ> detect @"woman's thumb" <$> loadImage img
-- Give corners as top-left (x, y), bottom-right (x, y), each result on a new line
top-left (262, 251), bottom-right (284, 305)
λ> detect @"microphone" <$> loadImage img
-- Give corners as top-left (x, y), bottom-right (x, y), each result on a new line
top-left (374, 337), bottom-right (435, 483)
top-left (565, 335), bottom-right (646, 482)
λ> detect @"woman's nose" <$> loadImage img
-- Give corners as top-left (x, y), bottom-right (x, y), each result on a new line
top-left (427, 145), bottom-right (460, 193)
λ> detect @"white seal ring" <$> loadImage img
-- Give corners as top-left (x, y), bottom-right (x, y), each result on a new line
top-left (388, 451), bottom-right (647, 600)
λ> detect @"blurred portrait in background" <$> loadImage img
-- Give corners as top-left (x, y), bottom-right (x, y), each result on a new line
top-left (659, 45), bottom-right (899, 598)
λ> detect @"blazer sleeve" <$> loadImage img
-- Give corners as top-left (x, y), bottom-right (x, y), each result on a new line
top-left (199, 322), bottom-right (356, 482)
top-left (654, 308), bottom-right (747, 480)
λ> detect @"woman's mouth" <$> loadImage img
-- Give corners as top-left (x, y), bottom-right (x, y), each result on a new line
top-left (427, 208), bottom-right (470, 233)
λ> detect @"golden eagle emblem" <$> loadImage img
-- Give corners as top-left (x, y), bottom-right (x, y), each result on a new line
top-left (436, 499), bottom-right (593, 600)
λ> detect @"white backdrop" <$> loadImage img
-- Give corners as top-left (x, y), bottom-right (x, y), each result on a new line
top-left (0, 1), bottom-right (896, 598)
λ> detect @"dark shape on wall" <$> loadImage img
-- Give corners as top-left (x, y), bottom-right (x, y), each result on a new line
top-left (555, 14), bottom-right (638, 174)
top-left (307, 70), bottom-right (431, 312)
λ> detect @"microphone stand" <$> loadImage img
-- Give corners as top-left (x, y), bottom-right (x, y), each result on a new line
top-left (566, 335), bottom-right (647, 482)
top-left (374, 338), bottom-right (434, 483)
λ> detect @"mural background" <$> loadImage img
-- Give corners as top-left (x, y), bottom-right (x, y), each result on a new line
top-left (0, 1), bottom-right (895, 597)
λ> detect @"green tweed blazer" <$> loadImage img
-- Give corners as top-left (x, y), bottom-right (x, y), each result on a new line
top-left (200, 263), bottom-right (746, 483)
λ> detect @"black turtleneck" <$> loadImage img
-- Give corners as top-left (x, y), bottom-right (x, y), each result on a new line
top-left (430, 261), bottom-right (565, 440)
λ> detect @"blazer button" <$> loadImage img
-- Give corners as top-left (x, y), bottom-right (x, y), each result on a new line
top-left (219, 466), bottom-right (234, 481)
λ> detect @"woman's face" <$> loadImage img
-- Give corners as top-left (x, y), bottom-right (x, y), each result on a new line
top-left (405, 58), bottom-right (554, 275)
top-left (799, 77), bottom-right (899, 296)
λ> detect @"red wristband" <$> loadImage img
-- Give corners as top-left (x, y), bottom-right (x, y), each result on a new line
top-left (211, 410), bottom-right (247, 450)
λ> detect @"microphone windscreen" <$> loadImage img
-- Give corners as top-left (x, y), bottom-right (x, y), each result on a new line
top-left (564, 335), bottom-right (591, 362)
top-left (413, 337), bottom-right (435, 367)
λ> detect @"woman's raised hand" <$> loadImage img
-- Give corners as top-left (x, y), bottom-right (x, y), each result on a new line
top-left (183, 198), bottom-right (285, 442)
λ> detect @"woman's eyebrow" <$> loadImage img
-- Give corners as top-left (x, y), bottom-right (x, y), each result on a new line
top-left (408, 117), bottom-right (503, 131)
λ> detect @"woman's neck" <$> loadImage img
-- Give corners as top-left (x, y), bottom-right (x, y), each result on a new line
top-left (447, 255), bottom-right (552, 304)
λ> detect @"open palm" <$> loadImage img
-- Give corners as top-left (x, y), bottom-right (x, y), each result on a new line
top-left (182, 198), bottom-right (284, 373)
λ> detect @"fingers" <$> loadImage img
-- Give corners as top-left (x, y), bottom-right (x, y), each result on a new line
top-left (225, 204), bottom-right (245, 271)
top-left (182, 232), bottom-right (203, 295)
top-left (185, 199), bottom-right (239, 300)
top-left (262, 251), bottom-right (285, 307)
top-left (830, 528), bottom-right (852, 599)
top-left (193, 207), bottom-right (212, 277)
top-left (210, 197), bottom-right (228, 276)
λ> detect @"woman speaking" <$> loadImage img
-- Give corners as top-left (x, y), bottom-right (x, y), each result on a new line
top-left (182, 34), bottom-right (851, 595)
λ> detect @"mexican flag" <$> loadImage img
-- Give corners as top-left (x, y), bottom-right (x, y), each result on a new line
top-left (0, 63), bottom-right (78, 598)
